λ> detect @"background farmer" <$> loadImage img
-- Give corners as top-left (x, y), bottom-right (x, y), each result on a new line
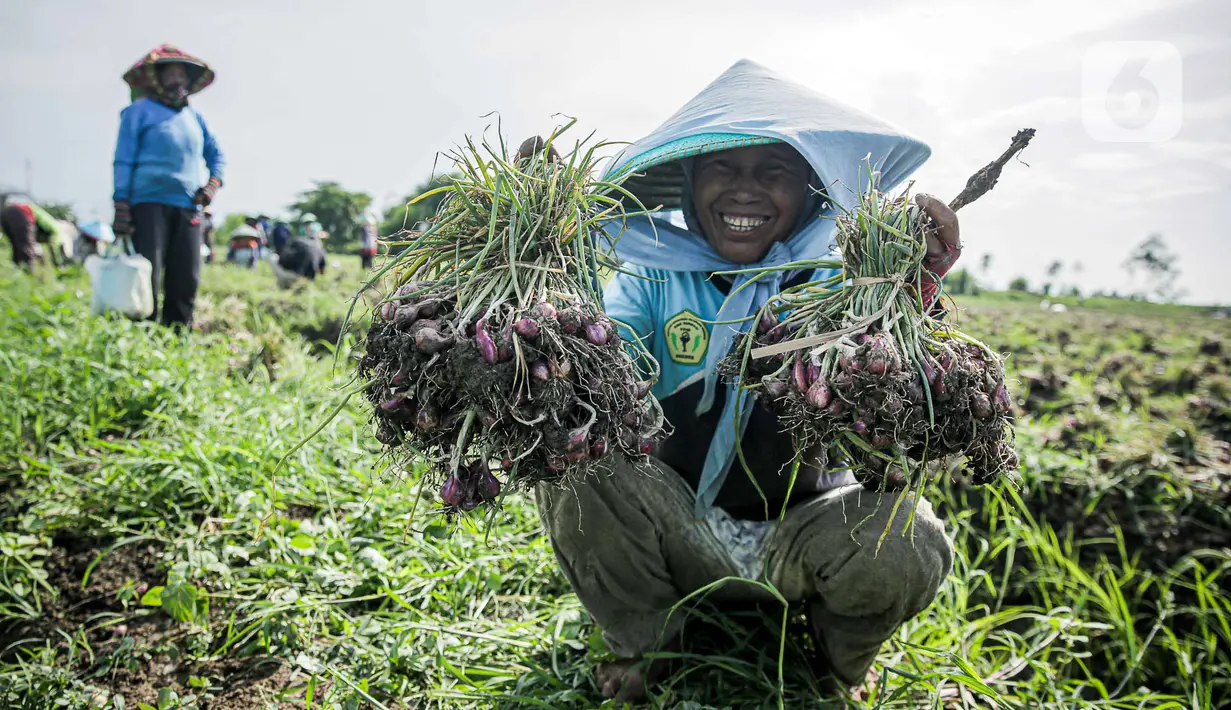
top-left (112, 44), bottom-right (225, 328)
top-left (535, 60), bottom-right (962, 703)
top-left (359, 213), bottom-right (379, 270)
top-left (269, 219), bottom-right (293, 256)
top-left (226, 224), bottom-right (262, 268)
top-left (0, 193), bottom-right (70, 269)
top-left (278, 224), bottom-right (328, 280)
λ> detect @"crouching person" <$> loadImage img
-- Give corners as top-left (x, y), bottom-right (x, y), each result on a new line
top-left (277, 234), bottom-right (327, 282)
top-left (532, 60), bottom-right (962, 703)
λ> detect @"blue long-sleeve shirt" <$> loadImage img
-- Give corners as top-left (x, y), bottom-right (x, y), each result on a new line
top-left (112, 98), bottom-right (225, 208)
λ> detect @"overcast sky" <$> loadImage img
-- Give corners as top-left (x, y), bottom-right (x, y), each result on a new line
top-left (2, 0), bottom-right (1227, 303)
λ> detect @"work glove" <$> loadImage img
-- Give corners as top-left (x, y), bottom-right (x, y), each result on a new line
top-left (193, 176), bottom-right (223, 207)
top-left (914, 193), bottom-right (962, 311)
top-left (112, 201), bottom-right (132, 236)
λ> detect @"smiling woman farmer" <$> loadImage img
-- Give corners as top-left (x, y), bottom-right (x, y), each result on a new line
top-left (112, 45), bottom-right (225, 328)
top-left (533, 60), bottom-right (962, 703)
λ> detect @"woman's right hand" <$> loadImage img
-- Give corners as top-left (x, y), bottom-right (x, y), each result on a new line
top-left (112, 201), bottom-right (132, 236)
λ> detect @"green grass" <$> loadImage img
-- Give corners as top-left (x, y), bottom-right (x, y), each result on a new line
top-left (0, 259), bottom-right (1227, 709)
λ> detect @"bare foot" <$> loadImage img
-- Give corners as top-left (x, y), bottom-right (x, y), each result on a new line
top-left (829, 667), bottom-right (879, 709)
top-left (846, 668), bottom-right (878, 702)
top-left (595, 655), bottom-right (671, 704)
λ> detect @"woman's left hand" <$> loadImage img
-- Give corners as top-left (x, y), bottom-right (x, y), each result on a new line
top-left (914, 194), bottom-right (962, 308)
top-left (915, 193), bottom-right (962, 277)
top-left (194, 176), bottom-right (222, 207)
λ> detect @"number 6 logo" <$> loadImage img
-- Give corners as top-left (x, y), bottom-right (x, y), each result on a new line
top-left (1083, 41), bottom-right (1182, 143)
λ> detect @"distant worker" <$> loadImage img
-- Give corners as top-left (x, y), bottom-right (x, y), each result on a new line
top-left (280, 224), bottom-right (328, 280)
top-left (301, 214), bottom-right (321, 241)
top-left (112, 44), bottom-right (225, 328)
top-left (270, 220), bottom-right (292, 255)
top-left (76, 220), bottom-right (117, 260)
top-left (243, 215), bottom-right (268, 258)
top-left (200, 209), bottom-right (215, 263)
top-left (226, 224), bottom-right (261, 267)
top-left (359, 214), bottom-right (379, 270)
top-left (0, 194), bottom-right (69, 269)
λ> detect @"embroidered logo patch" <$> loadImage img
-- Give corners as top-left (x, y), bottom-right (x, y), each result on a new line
top-left (664, 310), bottom-right (708, 365)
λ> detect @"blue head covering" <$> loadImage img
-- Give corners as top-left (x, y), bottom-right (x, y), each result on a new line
top-left (601, 59), bottom-right (931, 515)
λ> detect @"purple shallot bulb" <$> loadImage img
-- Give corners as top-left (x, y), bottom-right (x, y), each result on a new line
top-left (472, 461), bottom-right (501, 499)
top-left (584, 323), bottom-right (609, 346)
top-left (414, 328), bottom-right (454, 354)
top-left (474, 321), bottom-right (497, 364)
top-left (513, 317), bottom-right (541, 339)
top-left (793, 357), bottom-right (809, 391)
top-left (757, 309), bottom-right (777, 335)
top-left (531, 301), bottom-right (557, 320)
top-left (557, 307), bottom-right (583, 335)
top-left (440, 475), bottom-right (464, 507)
top-left (993, 384), bottom-right (1012, 412)
top-left (417, 300), bottom-right (440, 319)
top-left (970, 393), bottom-right (994, 420)
top-left (806, 381), bottom-right (832, 409)
top-left (394, 304), bottom-right (419, 327)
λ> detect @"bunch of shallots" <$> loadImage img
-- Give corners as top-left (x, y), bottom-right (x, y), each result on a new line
top-left (356, 124), bottom-right (665, 513)
top-left (721, 131), bottom-right (1034, 490)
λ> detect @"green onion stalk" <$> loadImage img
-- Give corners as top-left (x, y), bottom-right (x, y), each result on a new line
top-left (719, 129), bottom-right (1036, 493)
top-left (355, 121), bottom-right (667, 514)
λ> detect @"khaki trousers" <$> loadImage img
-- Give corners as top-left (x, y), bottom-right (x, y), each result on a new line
top-left (536, 457), bottom-right (953, 685)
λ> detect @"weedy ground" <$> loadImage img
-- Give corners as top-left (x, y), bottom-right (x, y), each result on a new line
top-left (0, 259), bottom-right (1227, 709)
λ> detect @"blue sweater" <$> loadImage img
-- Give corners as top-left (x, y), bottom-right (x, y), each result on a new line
top-left (112, 98), bottom-right (225, 208)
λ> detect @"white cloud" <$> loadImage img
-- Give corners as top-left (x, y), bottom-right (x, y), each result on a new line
top-left (1071, 152), bottom-right (1149, 170)
top-left (1151, 140), bottom-right (1231, 169)
top-left (1183, 95), bottom-right (1231, 120)
top-left (959, 97), bottom-right (1082, 133)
